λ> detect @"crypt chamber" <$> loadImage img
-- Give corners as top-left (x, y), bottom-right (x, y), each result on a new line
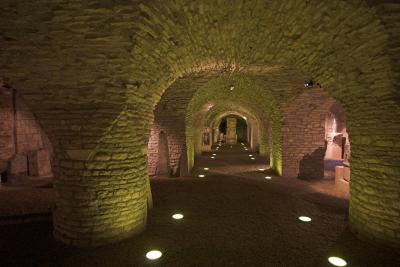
top-left (0, 0), bottom-right (399, 266)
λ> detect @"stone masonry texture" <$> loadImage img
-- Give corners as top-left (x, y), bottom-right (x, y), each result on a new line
top-left (0, 0), bottom-right (399, 247)
top-left (0, 86), bottom-right (53, 180)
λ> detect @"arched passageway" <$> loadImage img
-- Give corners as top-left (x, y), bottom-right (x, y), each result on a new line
top-left (210, 110), bottom-right (263, 153)
top-left (0, 0), bottom-right (399, 252)
top-left (324, 102), bottom-right (351, 185)
top-left (216, 115), bottom-right (248, 144)
top-left (0, 85), bottom-right (53, 186)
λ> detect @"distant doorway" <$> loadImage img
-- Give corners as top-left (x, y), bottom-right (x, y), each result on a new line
top-left (156, 131), bottom-right (170, 176)
top-left (218, 115), bottom-right (248, 143)
top-left (324, 103), bottom-right (351, 182)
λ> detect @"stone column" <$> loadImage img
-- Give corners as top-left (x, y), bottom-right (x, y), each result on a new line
top-left (52, 109), bottom-right (149, 247)
top-left (226, 117), bottom-right (237, 145)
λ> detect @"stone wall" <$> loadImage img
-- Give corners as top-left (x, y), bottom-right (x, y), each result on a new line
top-left (147, 126), bottom-right (159, 176)
top-left (0, 85), bottom-right (53, 181)
top-left (0, 86), bottom-right (14, 171)
top-left (282, 88), bottom-right (336, 179)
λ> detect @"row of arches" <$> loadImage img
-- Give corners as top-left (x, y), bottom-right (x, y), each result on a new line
top-left (0, 0), bottom-right (398, 248)
top-left (148, 82), bottom-right (351, 183)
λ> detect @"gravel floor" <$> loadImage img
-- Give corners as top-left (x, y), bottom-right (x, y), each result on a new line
top-left (0, 144), bottom-right (399, 267)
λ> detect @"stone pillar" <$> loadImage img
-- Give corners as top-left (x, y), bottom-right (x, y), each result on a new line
top-left (226, 117), bottom-right (237, 145)
top-left (52, 110), bottom-right (149, 247)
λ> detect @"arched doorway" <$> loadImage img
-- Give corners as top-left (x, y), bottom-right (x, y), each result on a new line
top-left (324, 103), bottom-right (351, 185)
top-left (217, 115), bottom-right (248, 144)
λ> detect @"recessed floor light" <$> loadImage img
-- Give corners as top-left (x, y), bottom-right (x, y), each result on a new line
top-left (251, 157), bottom-right (255, 160)
top-left (328, 256), bottom-right (347, 266)
top-left (204, 167), bottom-right (209, 170)
top-left (211, 156), bottom-right (215, 159)
top-left (298, 216), bottom-right (312, 222)
top-left (212, 153), bottom-right (216, 156)
top-left (172, 213), bottom-right (184, 220)
top-left (249, 154), bottom-right (253, 157)
top-left (198, 174), bottom-right (205, 178)
top-left (146, 250), bottom-right (162, 260)
top-left (265, 176), bottom-right (272, 179)
top-left (258, 168), bottom-right (265, 171)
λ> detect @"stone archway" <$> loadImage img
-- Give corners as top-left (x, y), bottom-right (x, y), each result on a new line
top-left (0, 0), bottom-right (398, 248)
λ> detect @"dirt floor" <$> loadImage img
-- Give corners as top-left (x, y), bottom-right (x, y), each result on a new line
top-left (0, 177), bottom-right (53, 223)
top-left (0, 144), bottom-right (399, 267)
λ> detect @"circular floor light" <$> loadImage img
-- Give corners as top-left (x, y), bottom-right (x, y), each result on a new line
top-left (212, 153), bottom-right (216, 156)
top-left (258, 168), bottom-right (265, 171)
top-left (298, 216), bottom-right (312, 222)
top-left (146, 250), bottom-right (162, 260)
top-left (211, 156), bottom-right (215, 159)
top-left (265, 176), bottom-right (272, 179)
top-left (204, 167), bottom-right (209, 170)
top-left (251, 157), bottom-right (255, 160)
top-left (198, 174), bottom-right (205, 178)
top-left (172, 213), bottom-right (184, 220)
top-left (249, 154), bottom-right (253, 157)
top-left (328, 257), bottom-right (347, 266)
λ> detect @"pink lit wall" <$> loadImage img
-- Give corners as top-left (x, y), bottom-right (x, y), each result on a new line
top-left (0, 85), bottom-right (53, 181)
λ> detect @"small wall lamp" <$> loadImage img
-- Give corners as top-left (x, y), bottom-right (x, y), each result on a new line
top-left (304, 80), bottom-right (322, 88)
top-left (304, 80), bottom-right (314, 88)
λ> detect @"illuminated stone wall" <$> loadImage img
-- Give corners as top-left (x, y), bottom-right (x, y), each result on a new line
top-left (0, 0), bottom-right (398, 247)
top-left (0, 85), bottom-right (53, 180)
top-left (282, 88), bottom-right (336, 179)
top-left (147, 73), bottom-right (219, 176)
